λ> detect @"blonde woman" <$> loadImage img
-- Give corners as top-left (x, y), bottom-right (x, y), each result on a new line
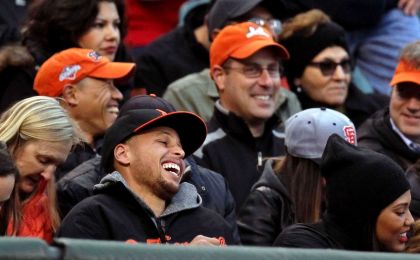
top-left (0, 96), bottom-right (81, 243)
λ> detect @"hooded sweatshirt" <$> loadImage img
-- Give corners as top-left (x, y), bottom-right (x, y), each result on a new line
top-left (57, 171), bottom-right (235, 244)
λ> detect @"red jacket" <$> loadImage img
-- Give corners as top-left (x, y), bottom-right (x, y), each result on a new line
top-left (7, 180), bottom-right (54, 243)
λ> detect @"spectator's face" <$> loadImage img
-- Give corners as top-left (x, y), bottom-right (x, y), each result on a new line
top-left (13, 140), bottom-right (72, 197)
top-left (295, 46), bottom-right (351, 106)
top-left (78, 1), bottom-right (121, 61)
top-left (71, 77), bottom-right (123, 139)
top-left (0, 175), bottom-right (15, 211)
top-left (120, 127), bottom-right (186, 200)
top-left (375, 190), bottom-right (414, 252)
top-left (390, 84), bottom-right (420, 142)
top-left (214, 48), bottom-right (281, 125)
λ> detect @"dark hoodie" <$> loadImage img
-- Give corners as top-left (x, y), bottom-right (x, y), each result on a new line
top-left (57, 171), bottom-right (236, 244)
top-left (237, 159), bottom-right (295, 246)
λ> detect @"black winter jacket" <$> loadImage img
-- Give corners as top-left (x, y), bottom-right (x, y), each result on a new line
top-left (56, 156), bottom-right (240, 243)
top-left (57, 172), bottom-right (236, 244)
top-left (357, 108), bottom-right (420, 171)
top-left (237, 160), bottom-right (295, 246)
top-left (134, 24), bottom-right (209, 96)
top-left (273, 220), bottom-right (345, 249)
top-left (55, 142), bottom-right (99, 181)
top-left (194, 102), bottom-right (286, 211)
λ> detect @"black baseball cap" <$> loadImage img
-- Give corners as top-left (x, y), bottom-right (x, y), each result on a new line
top-left (101, 108), bottom-right (207, 173)
top-left (119, 94), bottom-right (176, 116)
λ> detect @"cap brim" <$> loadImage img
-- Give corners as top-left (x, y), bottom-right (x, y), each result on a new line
top-left (231, 40), bottom-right (289, 60)
top-left (390, 71), bottom-right (420, 86)
top-left (89, 62), bottom-right (136, 80)
top-left (135, 111), bottom-right (207, 157)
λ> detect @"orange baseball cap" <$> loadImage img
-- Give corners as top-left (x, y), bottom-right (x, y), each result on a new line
top-left (34, 48), bottom-right (136, 97)
top-left (210, 22), bottom-right (289, 73)
top-left (390, 59), bottom-right (420, 86)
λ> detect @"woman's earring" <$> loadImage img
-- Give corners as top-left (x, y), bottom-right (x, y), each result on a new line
top-left (296, 86), bottom-right (302, 93)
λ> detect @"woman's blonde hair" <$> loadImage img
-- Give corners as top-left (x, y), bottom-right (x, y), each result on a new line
top-left (0, 96), bottom-right (82, 234)
top-left (0, 96), bottom-right (81, 144)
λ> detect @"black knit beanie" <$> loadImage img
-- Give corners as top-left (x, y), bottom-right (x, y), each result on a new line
top-left (321, 134), bottom-right (410, 240)
top-left (280, 22), bottom-right (349, 91)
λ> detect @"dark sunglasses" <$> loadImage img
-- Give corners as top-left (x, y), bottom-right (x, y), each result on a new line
top-left (308, 59), bottom-right (352, 76)
top-left (395, 82), bottom-right (420, 100)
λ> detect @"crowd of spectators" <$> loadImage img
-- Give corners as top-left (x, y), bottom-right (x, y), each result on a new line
top-left (0, 0), bottom-right (419, 254)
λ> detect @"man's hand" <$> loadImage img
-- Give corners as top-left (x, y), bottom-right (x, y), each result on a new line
top-left (189, 235), bottom-right (225, 246)
top-left (398, 0), bottom-right (420, 16)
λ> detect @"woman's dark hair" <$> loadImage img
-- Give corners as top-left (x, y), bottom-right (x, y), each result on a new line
top-left (273, 154), bottom-right (323, 223)
top-left (0, 141), bottom-right (18, 235)
top-left (23, 0), bottom-right (126, 60)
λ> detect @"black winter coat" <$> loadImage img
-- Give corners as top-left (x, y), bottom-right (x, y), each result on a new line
top-left (273, 221), bottom-right (345, 249)
top-left (357, 108), bottom-right (420, 171)
top-left (56, 156), bottom-right (240, 243)
top-left (57, 173), bottom-right (236, 244)
top-left (194, 104), bottom-right (286, 211)
top-left (134, 24), bottom-right (209, 96)
top-left (237, 160), bottom-right (295, 246)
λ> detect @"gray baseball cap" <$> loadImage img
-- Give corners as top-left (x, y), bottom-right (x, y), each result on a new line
top-left (285, 108), bottom-right (357, 163)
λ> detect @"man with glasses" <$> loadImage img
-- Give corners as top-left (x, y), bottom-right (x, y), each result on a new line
top-left (163, 0), bottom-right (301, 122)
top-left (358, 41), bottom-right (420, 171)
top-left (193, 22), bottom-right (290, 211)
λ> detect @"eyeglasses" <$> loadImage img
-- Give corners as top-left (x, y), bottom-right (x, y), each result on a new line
top-left (223, 61), bottom-right (283, 78)
top-left (248, 17), bottom-right (282, 36)
top-left (396, 82), bottom-right (420, 100)
top-left (308, 59), bottom-right (352, 76)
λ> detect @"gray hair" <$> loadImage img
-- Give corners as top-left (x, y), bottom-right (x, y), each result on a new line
top-left (400, 41), bottom-right (420, 69)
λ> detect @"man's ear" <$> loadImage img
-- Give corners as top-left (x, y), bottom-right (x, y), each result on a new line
top-left (212, 65), bottom-right (226, 92)
top-left (114, 143), bottom-right (130, 167)
top-left (62, 84), bottom-right (79, 106)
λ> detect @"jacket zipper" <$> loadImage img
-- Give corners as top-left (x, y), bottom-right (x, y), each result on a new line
top-left (257, 151), bottom-right (262, 167)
